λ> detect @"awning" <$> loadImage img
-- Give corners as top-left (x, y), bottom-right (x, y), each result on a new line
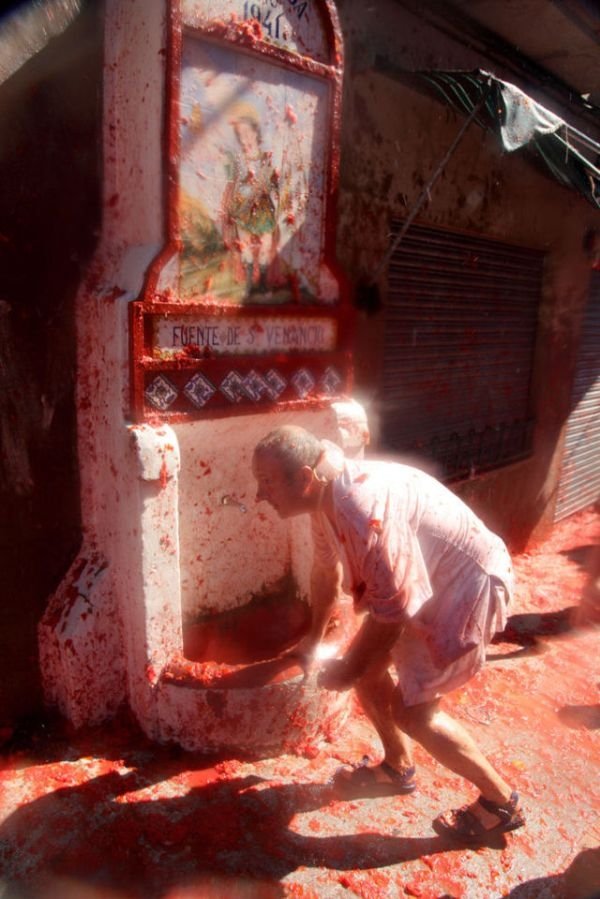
top-left (0, 0), bottom-right (82, 85)
top-left (416, 69), bottom-right (600, 209)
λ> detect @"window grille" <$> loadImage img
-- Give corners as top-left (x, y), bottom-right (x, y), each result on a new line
top-left (381, 222), bottom-right (542, 481)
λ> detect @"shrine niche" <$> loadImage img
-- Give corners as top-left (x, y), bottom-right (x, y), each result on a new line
top-left (131, 0), bottom-right (351, 419)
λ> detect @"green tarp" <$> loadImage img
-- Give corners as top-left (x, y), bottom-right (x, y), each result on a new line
top-left (419, 69), bottom-right (600, 209)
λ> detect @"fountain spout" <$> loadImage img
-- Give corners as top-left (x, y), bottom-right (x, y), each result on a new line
top-left (221, 494), bottom-right (247, 513)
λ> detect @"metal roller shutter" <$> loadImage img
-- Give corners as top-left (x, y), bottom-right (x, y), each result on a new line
top-left (554, 271), bottom-right (600, 521)
top-left (382, 222), bottom-right (543, 481)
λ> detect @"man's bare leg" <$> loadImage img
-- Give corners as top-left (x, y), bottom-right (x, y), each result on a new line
top-left (396, 696), bottom-right (517, 827)
top-left (354, 662), bottom-right (413, 774)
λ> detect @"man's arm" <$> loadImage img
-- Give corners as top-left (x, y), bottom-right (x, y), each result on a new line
top-left (308, 560), bottom-right (342, 643)
top-left (318, 612), bottom-right (402, 691)
top-left (289, 561), bottom-right (341, 661)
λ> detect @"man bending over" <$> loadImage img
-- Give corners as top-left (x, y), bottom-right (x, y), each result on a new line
top-left (252, 425), bottom-right (524, 843)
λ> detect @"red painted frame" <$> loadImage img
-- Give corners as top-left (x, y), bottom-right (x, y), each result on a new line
top-left (131, 0), bottom-right (352, 421)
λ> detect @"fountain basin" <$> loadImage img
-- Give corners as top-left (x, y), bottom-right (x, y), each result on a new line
top-left (156, 583), bottom-right (355, 754)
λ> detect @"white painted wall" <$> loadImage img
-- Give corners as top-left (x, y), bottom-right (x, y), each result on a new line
top-left (38, 0), bottom-right (367, 751)
top-left (175, 405), bottom-right (365, 620)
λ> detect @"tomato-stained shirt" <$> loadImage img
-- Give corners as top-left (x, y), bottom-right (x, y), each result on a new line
top-left (312, 444), bottom-right (513, 668)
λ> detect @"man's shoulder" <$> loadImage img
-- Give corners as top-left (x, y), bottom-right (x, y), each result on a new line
top-left (336, 458), bottom-right (422, 490)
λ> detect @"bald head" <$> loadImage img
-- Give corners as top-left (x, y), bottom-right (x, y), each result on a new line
top-left (252, 426), bottom-right (326, 518)
top-left (253, 425), bottom-right (324, 478)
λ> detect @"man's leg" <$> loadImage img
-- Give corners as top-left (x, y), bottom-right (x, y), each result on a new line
top-left (395, 695), bottom-right (517, 827)
top-left (354, 661), bottom-right (413, 775)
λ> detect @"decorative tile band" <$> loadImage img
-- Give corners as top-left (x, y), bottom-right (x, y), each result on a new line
top-left (145, 375), bottom-right (179, 411)
top-left (144, 365), bottom-right (343, 412)
top-left (183, 372), bottom-right (217, 409)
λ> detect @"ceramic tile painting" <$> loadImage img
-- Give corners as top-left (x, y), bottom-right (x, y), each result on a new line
top-left (178, 37), bottom-right (333, 304)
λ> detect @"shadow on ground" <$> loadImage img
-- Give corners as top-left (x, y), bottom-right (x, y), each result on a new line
top-left (487, 606), bottom-right (577, 661)
top-left (557, 704), bottom-right (600, 730)
top-left (0, 720), bottom-right (451, 899)
top-left (560, 544), bottom-right (598, 572)
top-left (508, 847), bottom-right (600, 899)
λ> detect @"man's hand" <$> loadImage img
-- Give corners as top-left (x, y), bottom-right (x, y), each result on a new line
top-left (318, 615), bottom-right (402, 692)
top-left (284, 560), bottom-right (341, 673)
top-left (317, 657), bottom-right (356, 692)
top-left (284, 634), bottom-right (319, 668)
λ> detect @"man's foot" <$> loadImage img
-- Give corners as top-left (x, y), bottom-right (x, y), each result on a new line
top-left (433, 791), bottom-right (525, 844)
top-left (333, 757), bottom-right (416, 794)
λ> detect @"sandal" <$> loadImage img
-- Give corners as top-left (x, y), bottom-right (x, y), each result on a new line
top-left (433, 791), bottom-right (525, 844)
top-left (333, 757), bottom-right (417, 794)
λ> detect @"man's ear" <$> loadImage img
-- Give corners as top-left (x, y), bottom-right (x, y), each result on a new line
top-left (297, 465), bottom-right (315, 496)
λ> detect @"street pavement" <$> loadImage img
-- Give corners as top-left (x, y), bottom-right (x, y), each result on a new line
top-left (0, 509), bottom-right (598, 899)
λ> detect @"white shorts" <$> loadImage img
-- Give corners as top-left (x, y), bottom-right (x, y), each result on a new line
top-left (392, 580), bottom-right (509, 707)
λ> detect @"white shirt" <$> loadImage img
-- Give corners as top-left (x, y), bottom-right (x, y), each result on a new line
top-left (312, 448), bottom-right (513, 669)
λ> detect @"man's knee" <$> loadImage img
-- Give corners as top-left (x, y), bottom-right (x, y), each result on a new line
top-left (394, 696), bottom-right (439, 736)
top-left (356, 656), bottom-right (392, 688)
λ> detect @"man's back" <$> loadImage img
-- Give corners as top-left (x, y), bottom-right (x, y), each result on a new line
top-left (333, 458), bottom-right (506, 576)
top-left (314, 453), bottom-right (513, 652)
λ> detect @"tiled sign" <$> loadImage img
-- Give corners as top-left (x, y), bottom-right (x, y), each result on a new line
top-left (130, 1), bottom-right (349, 420)
top-left (153, 315), bottom-right (337, 357)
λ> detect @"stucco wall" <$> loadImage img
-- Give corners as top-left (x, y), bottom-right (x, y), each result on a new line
top-left (335, 0), bottom-right (600, 549)
top-left (174, 408), bottom-right (335, 621)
